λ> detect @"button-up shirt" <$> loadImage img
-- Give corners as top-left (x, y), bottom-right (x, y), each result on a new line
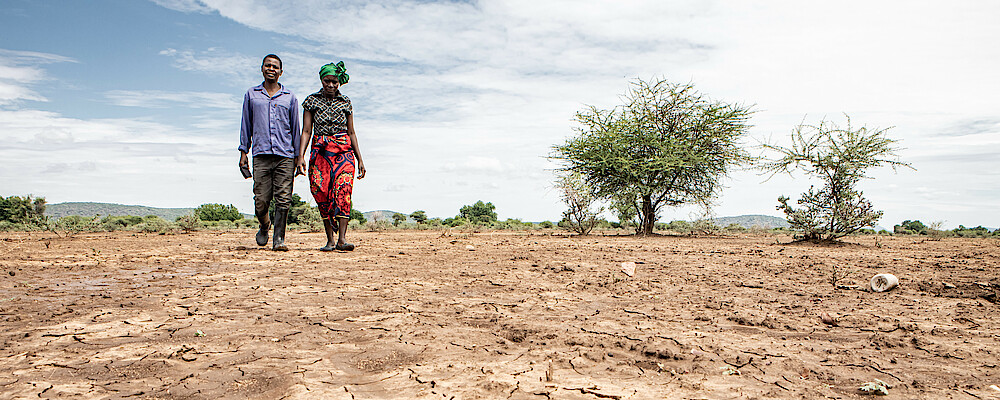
top-left (239, 83), bottom-right (301, 158)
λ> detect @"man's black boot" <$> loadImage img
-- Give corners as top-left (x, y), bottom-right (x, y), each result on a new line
top-left (255, 208), bottom-right (270, 246)
top-left (272, 208), bottom-right (289, 251)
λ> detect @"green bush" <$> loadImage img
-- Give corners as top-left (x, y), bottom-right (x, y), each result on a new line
top-left (692, 219), bottom-right (720, 235)
top-left (459, 201), bottom-right (497, 225)
top-left (392, 212), bottom-right (407, 226)
top-left (138, 216), bottom-right (171, 233)
top-left (195, 203), bottom-right (242, 221)
top-left (0, 195), bottom-right (47, 225)
top-left (664, 220), bottom-right (693, 234)
top-left (410, 210), bottom-right (428, 224)
top-left (350, 208), bottom-right (366, 224)
top-left (175, 214), bottom-right (203, 232)
top-left (539, 221), bottom-right (554, 229)
top-left (101, 215), bottom-right (143, 231)
top-left (347, 219), bottom-right (362, 230)
top-left (443, 216), bottom-right (469, 227)
top-left (954, 225), bottom-right (991, 238)
top-left (55, 215), bottom-right (96, 232)
top-left (296, 206), bottom-right (323, 232)
top-left (723, 223), bottom-right (747, 233)
top-left (894, 220), bottom-right (928, 235)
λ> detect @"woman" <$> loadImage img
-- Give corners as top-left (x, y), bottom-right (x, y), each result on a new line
top-left (298, 61), bottom-right (366, 251)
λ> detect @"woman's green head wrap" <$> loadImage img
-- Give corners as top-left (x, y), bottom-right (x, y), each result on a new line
top-left (319, 61), bottom-right (349, 84)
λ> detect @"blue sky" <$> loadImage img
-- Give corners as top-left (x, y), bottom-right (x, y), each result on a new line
top-left (1, 0), bottom-right (998, 228)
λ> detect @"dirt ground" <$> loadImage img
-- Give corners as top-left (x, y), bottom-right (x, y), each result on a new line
top-left (1, 229), bottom-right (998, 400)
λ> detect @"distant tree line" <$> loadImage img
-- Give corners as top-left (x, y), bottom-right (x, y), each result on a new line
top-left (3, 195), bottom-right (997, 238)
top-left (894, 219), bottom-right (999, 238)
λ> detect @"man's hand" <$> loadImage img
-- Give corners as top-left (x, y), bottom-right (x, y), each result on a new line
top-left (239, 152), bottom-right (251, 179)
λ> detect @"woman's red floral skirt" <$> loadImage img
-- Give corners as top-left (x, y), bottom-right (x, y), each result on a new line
top-left (309, 133), bottom-right (354, 220)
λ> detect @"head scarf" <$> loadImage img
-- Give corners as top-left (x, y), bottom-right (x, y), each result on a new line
top-left (319, 61), bottom-right (349, 85)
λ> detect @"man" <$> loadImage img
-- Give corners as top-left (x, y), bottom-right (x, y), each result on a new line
top-left (238, 54), bottom-right (301, 251)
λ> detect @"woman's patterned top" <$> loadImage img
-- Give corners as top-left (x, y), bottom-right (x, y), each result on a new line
top-left (302, 91), bottom-right (352, 136)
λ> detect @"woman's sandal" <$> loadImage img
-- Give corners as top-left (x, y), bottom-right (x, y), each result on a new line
top-left (320, 244), bottom-right (336, 252)
top-left (335, 243), bottom-right (355, 251)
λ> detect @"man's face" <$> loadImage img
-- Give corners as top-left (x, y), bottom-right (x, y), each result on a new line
top-left (261, 57), bottom-right (282, 81)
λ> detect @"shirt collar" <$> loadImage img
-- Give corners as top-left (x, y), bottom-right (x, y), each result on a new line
top-left (253, 82), bottom-right (290, 96)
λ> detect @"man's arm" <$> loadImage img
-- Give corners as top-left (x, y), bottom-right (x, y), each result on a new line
top-left (238, 91), bottom-right (252, 170)
top-left (239, 90), bottom-right (253, 154)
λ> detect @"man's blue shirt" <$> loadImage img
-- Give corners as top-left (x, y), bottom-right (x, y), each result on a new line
top-left (239, 83), bottom-right (301, 158)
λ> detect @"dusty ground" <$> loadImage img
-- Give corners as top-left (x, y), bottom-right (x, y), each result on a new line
top-left (1, 229), bottom-right (998, 399)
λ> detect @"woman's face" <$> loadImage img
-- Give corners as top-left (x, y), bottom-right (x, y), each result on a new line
top-left (322, 75), bottom-right (340, 96)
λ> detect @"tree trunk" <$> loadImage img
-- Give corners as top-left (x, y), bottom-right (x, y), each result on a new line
top-left (641, 194), bottom-right (655, 235)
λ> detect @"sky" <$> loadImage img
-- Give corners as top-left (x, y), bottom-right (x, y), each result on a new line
top-left (1, 0), bottom-right (998, 228)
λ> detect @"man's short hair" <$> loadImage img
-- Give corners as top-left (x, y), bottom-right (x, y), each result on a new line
top-left (263, 54), bottom-right (282, 69)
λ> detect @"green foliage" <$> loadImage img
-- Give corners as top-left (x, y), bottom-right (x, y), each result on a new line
top-left (663, 220), bottom-right (693, 234)
top-left (425, 218), bottom-right (443, 227)
top-left (54, 215), bottom-right (97, 233)
top-left (953, 225), bottom-right (992, 238)
top-left (459, 201), bottom-right (497, 224)
top-left (442, 216), bottom-right (469, 227)
top-left (494, 218), bottom-right (533, 230)
top-left (763, 116), bottom-right (911, 241)
top-left (553, 78), bottom-right (753, 235)
top-left (175, 214), bottom-right (203, 232)
top-left (350, 208), bottom-right (366, 224)
top-left (296, 206), bottom-right (323, 232)
top-left (692, 218), bottom-right (721, 235)
top-left (723, 223), bottom-right (747, 233)
top-left (101, 215), bottom-right (143, 231)
top-left (555, 172), bottom-right (602, 235)
top-left (138, 216), bottom-right (171, 233)
top-left (539, 221), bottom-right (554, 229)
top-left (893, 220), bottom-right (928, 235)
top-left (195, 203), bottom-right (242, 221)
top-left (392, 212), bottom-right (407, 226)
top-left (409, 210), bottom-right (428, 224)
top-left (266, 194), bottom-right (311, 224)
top-left (609, 192), bottom-right (639, 233)
top-left (0, 195), bottom-right (47, 225)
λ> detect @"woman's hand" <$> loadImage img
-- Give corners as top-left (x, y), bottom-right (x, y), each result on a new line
top-left (296, 157), bottom-right (308, 176)
top-left (357, 163), bottom-right (366, 179)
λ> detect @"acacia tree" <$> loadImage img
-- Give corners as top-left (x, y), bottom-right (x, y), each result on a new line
top-left (553, 78), bottom-right (753, 235)
top-left (459, 200), bottom-right (497, 225)
top-left (762, 116), bottom-right (911, 241)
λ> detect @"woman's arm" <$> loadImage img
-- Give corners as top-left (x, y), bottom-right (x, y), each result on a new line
top-left (346, 113), bottom-right (365, 179)
top-left (297, 109), bottom-right (314, 175)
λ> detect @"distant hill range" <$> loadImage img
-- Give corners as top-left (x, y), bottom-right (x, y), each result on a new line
top-left (46, 202), bottom-right (790, 228)
top-left (46, 202), bottom-right (197, 221)
top-left (711, 214), bottom-right (790, 229)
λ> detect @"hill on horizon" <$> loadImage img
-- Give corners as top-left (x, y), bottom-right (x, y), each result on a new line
top-left (711, 214), bottom-right (789, 229)
top-left (46, 202), bottom-right (793, 228)
top-left (46, 202), bottom-right (197, 221)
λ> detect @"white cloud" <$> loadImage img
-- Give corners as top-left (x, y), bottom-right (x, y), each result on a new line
top-left (151, 0), bottom-right (215, 14)
top-left (159, 48), bottom-right (258, 84)
top-left (2, 1), bottom-right (996, 227)
top-left (105, 90), bottom-right (239, 109)
top-left (0, 48), bottom-right (76, 105)
top-left (442, 156), bottom-right (505, 174)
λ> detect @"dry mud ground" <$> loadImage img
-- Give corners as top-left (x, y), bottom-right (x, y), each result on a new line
top-left (1, 230), bottom-right (999, 400)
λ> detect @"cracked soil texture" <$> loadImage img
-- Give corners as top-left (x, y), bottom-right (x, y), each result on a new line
top-left (1, 230), bottom-right (999, 399)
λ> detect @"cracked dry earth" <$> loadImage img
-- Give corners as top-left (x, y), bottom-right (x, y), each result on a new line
top-left (1, 230), bottom-right (999, 399)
